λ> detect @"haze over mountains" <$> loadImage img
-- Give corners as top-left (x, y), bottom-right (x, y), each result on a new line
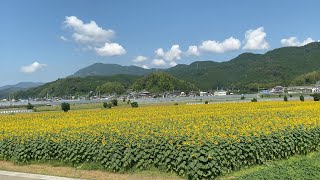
top-left (2, 42), bottom-right (320, 98)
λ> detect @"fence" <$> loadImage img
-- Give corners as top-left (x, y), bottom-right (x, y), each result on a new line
top-left (0, 110), bottom-right (33, 114)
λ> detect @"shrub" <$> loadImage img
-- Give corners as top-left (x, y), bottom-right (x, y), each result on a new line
top-left (61, 102), bottom-right (70, 112)
top-left (284, 95), bottom-right (288, 102)
top-left (311, 93), bottom-right (320, 101)
top-left (111, 99), bottom-right (118, 106)
top-left (131, 102), bottom-right (139, 108)
top-left (251, 98), bottom-right (257, 102)
top-left (300, 95), bottom-right (305, 102)
top-left (127, 100), bottom-right (131, 104)
top-left (289, 94), bottom-right (293, 97)
top-left (205, 101), bottom-right (209, 104)
top-left (26, 103), bottom-right (34, 110)
top-left (174, 102), bottom-right (179, 105)
top-left (241, 96), bottom-right (245, 100)
top-left (103, 102), bottom-right (112, 109)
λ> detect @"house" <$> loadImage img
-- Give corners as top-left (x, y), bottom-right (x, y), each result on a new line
top-left (260, 90), bottom-right (270, 95)
top-left (200, 91), bottom-right (208, 96)
top-left (312, 86), bottom-right (320, 93)
top-left (287, 86), bottom-right (313, 94)
top-left (214, 90), bottom-right (227, 96)
top-left (180, 92), bottom-right (186, 97)
top-left (270, 86), bottom-right (284, 94)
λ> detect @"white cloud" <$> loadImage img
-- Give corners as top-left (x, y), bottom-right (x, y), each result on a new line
top-left (95, 43), bottom-right (126, 56)
top-left (199, 37), bottom-right (241, 53)
top-left (141, 65), bottom-right (149, 69)
top-left (155, 48), bottom-right (165, 57)
top-left (60, 36), bottom-right (68, 41)
top-left (186, 45), bottom-right (200, 56)
top-left (133, 55), bottom-right (148, 63)
top-left (21, 62), bottom-right (47, 73)
top-left (169, 61), bottom-right (177, 67)
top-left (164, 45), bottom-right (182, 61)
top-left (151, 59), bottom-right (166, 66)
top-left (153, 45), bottom-right (182, 67)
top-left (243, 27), bottom-right (269, 50)
top-left (64, 16), bottom-right (114, 44)
top-left (281, 37), bottom-right (315, 47)
top-left (155, 45), bottom-right (182, 61)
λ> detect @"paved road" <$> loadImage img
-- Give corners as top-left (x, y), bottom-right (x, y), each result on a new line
top-left (0, 171), bottom-right (81, 180)
top-left (0, 174), bottom-right (36, 180)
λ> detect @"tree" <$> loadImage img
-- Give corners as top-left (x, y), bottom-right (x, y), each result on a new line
top-left (111, 99), bottom-right (118, 106)
top-left (241, 96), bottom-right (245, 100)
top-left (284, 95), bottom-right (288, 102)
top-left (131, 102), bottom-right (138, 108)
top-left (103, 102), bottom-right (112, 109)
top-left (251, 98), bottom-right (257, 102)
top-left (300, 95), bottom-right (304, 102)
top-left (311, 93), bottom-right (320, 101)
top-left (61, 102), bottom-right (70, 112)
top-left (97, 82), bottom-right (125, 95)
top-left (26, 103), bottom-right (34, 110)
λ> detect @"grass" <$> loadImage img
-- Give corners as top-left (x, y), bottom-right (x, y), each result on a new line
top-left (219, 149), bottom-right (320, 180)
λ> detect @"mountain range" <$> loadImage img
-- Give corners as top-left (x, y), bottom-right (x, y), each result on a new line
top-left (6, 42), bottom-right (320, 98)
top-left (0, 82), bottom-right (44, 99)
top-left (72, 42), bottom-right (320, 89)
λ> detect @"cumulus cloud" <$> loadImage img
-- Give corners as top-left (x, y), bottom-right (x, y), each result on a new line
top-left (133, 55), bottom-right (148, 63)
top-left (141, 65), bottom-right (149, 69)
top-left (281, 37), bottom-right (315, 47)
top-left (95, 43), bottom-right (126, 56)
top-left (164, 45), bottom-right (182, 61)
top-left (151, 59), bottom-right (166, 66)
top-left (155, 45), bottom-right (182, 61)
top-left (153, 45), bottom-right (182, 67)
top-left (199, 37), bottom-right (241, 53)
top-left (64, 16), bottom-right (114, 44)
top-left (186, 45), bottom-right (200, 56)
top-left (243, 27), bottom-right (269, 50)
top-left (21, 62), bottom-right (47, 73)
top-left (155, 48), bottom-right (165, 57)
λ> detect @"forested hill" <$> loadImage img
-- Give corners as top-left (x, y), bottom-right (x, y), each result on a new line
top-left (71, 42), bottom-right (320, 90)
top-left (167, 42), bottom-right (320, 89)
top-left (14, 75), bottom-right (141, 98)
top-left (72, 63), bottom-right (157, 77)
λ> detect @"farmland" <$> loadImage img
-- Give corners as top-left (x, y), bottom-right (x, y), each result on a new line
top-left (1, 101), bottom-right (320, 179)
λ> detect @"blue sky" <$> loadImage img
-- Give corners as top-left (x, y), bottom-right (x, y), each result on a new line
top-left (0, 0), bottom-right (319, 86)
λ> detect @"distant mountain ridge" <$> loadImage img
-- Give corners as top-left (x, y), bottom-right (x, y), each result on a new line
top-left (0, 82), bottom-right (44, 98)
top-left (11, 42), bottom-right (320, 98)
top-left (0, 82), bottom-right (44, 91)
top-left (72, 63), bottom-right (158, 77)
top-left (71, 42), bottom-right (320, 89)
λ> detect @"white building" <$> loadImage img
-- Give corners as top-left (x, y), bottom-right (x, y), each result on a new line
top-left (312, 86), bottom-right (320, 93)
top-left (214, 90), bottom-right (227, 96)
top-left (200, 91), bottom-right (208, 96)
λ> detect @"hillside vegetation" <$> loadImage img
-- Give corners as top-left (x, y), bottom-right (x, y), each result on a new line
top-left (14, 73), bottom-right (197, 98)
top-left (14, 75), bottom-right (141, 98)
top-left (71, 42), bottom-right (320, 91)
top-left (132, 72), bottom-right (196, 93)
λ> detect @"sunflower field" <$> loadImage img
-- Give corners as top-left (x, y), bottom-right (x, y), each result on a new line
top-left (1, 101), bottom-right (320, 179)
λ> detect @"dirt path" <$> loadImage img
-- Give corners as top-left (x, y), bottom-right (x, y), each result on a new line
top-left (0, 161), bottom-right (183, 180)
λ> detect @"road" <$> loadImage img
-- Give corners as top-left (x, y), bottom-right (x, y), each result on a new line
top-left (0, 170), bottom-right (80, 180)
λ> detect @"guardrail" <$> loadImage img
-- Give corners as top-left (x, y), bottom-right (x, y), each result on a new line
top-left (0, 110), bottom-right (33, 114)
